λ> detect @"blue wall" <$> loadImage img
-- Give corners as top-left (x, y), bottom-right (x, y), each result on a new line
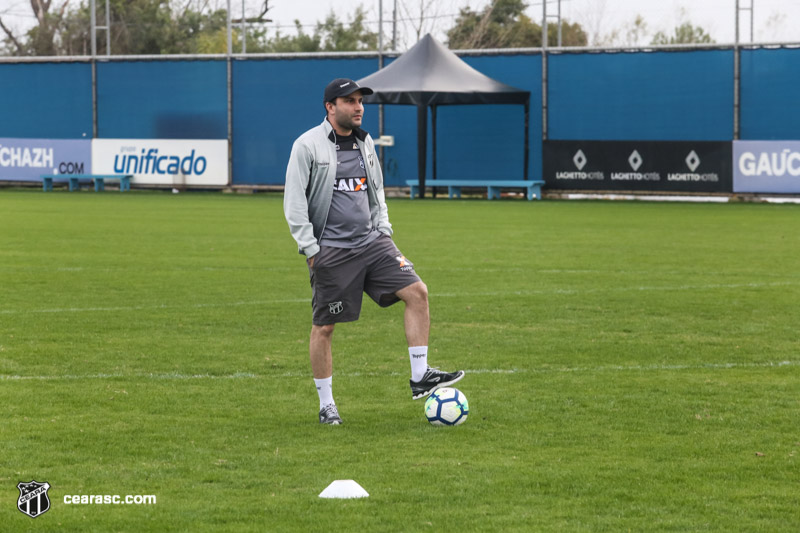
top-left (443, 54), bottom-right (540, 182)
top-left (0, 62), bottom-right (92, 138)
top-left (1, 47), bottom-right (797, 185)
top-left (98, 60), bottom-right (227, 139)
top-left (548, 49), bottom-right (734, 141)
top-left (232, 57), bottom-right (378, 185)
top-left (740, 48), bottom-right (800, 140)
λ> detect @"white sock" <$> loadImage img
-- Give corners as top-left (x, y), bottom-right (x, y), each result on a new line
top-left (314, 376), bottom-right (334, 409)
top-left (409, 346), bottom-right (428, 382)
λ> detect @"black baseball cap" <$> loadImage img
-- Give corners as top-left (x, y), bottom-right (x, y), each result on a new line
top-left (324, 78), bottom-right (373, 104)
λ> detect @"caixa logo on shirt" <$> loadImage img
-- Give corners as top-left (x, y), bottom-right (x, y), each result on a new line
top-left (333, 177), bottom-right (367, 192)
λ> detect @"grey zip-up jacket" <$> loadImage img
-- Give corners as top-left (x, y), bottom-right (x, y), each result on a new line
top-left (284, 118), bottom-right (392, 258)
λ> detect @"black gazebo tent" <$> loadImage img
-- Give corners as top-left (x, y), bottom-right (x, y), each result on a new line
top-left (357, 34), bottom-right (531, 197)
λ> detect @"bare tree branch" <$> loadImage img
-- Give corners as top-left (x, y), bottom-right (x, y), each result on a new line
top-left (466, 4), bottom-right (494, 49)
top-left (232, 0), bottom-right (272, 24)
top-left (0, 17), bottom-right (25, 53)
top-left (57, 0), bottom-right (70, 18)
top-left (398, 0), bottom-right (441, 48)
top-left (30, 0), bottom-right (52, 27)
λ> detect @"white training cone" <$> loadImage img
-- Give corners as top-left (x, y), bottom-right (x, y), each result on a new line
top-left (319, 480), bottom-right (369, 499)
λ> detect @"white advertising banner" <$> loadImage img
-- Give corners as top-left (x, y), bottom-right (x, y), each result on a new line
top-left (92, 139), bottom-right (228, 186)
top-left (733, 140), bottom-right (800, 194)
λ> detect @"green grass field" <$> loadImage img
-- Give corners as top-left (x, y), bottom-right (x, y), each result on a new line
top-left (1, 190), bottom-right (798, 531)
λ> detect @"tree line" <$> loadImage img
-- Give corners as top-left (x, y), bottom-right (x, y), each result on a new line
top-left (0, 0), bottom-right (713, 56)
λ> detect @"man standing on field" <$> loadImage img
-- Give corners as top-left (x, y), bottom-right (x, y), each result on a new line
top-left (283, 78), bottom-right (464, 425)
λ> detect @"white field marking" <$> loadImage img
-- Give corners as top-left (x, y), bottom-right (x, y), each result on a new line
top-left (0, 372), bottom-right (259, 381)
top-left (0, 265), bottom-right (295, 273)
top-left (1, 264), bottom-right (792, 277)
top-left (433, 280), bottom-right (800, 298)
top-left (1, 280), bottom-right (797, 316)
top-left (2, 361), bottom-right (797, 382)
top-left (0, 298), bottom-right (311, 315)
top-left (424, 267), bottom-right (639, 274)
top-left (761, 196), bottom-right (800, 204)
top-left (563, 193), bottom-right (730, 203)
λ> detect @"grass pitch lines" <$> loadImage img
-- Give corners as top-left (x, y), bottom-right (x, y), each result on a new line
top-left (0, 265), bottom-right (295, 273)
top-left (0, 297), bottom-right (312, 315)
top-left (2, 192), bottom-right (799, 531)
top-left (3, 360), bottom-right (798, 382)
top-left (0, 280), bottom-right (795, 316)
top-left (0, 372), bottom-right (260, 381)
top-left (433, 280), bottom-right (799, 298)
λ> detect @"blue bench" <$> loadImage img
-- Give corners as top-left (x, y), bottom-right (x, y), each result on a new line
top-left (41, 174), bottom-right (132, 192)
top-left (0, 177), bottom-right (44, 185)
top-left (406, 179), bottom-right (545, 200)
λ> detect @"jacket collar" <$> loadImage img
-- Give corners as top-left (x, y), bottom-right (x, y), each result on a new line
top-left (322, 117), bottom-right (368, 143)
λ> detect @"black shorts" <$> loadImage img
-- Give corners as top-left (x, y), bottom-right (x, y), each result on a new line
top-left (308, 233), bottom-right (422, 325)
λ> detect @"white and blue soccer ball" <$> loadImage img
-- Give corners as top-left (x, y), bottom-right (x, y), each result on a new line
top-left (424, 387), bottom-right (469, 426)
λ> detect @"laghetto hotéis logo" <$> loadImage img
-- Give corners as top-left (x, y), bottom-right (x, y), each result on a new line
top-left (113, 147), bottom-right (208, 175)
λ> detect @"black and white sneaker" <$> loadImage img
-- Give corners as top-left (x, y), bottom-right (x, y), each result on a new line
top-left (410, 367), bottom-right (465, 400)
top-left (319, 403), bottom-right (342, 425)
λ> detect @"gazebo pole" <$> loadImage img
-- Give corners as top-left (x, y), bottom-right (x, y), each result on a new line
top-left (524, 100), bottom-right (530, 180)
top-left (417, 104), bottom-right (427, 198)
top-left (431, 105), bottom-right (437, 198)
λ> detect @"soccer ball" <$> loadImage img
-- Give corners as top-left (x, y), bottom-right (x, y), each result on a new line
top-left (424, 387), bottom-right (469, 426)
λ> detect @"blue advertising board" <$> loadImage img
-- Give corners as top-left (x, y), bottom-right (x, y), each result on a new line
top-left (0, 138), bottom-right (92, 180)
top-left (733, 140), bottom-right (800, 193)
